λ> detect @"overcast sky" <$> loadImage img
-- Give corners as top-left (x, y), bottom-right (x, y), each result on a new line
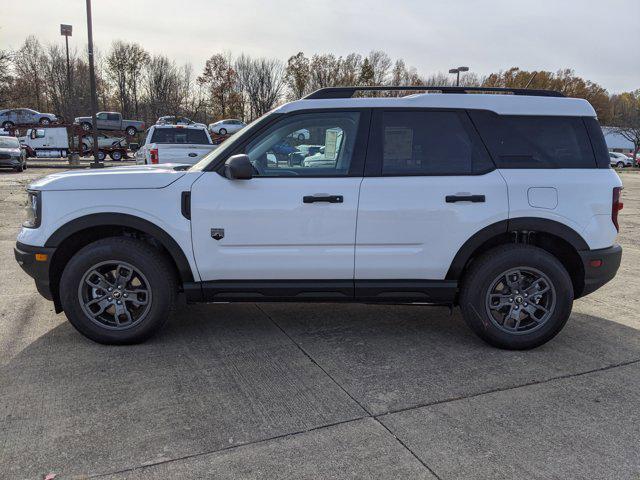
top-left (1, 0), bottom-right (638, 93)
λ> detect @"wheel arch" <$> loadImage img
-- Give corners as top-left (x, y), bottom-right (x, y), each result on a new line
top-left (46, 213), bottom-right (194, 311)
top-left (447, 218), bottom-right (589, 298)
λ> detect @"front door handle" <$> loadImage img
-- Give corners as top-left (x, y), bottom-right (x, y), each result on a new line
top-left (445, 194), bottom-right (485, 203)
top-left (303, 195), bottom-right (343, 204)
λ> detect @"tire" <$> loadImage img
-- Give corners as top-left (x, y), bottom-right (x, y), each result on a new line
top-left (39, 117), bottom-right (51, 125)
top-left (459, 244), bottom-right (573, 350)
top-left (81, 143), bottom-right (90, 154)
top-left (298, 133), bottom-right (305, 141)
top-left (616, 161), bottom-right (625, 168)
top-left (81, 122), bottom-right (92, 131)
top-left (109, 150), bottom-right (123, 161)
top-left (125, 126), bottom-right (137, 136)
top-left (2, 121), bottom-right (14, 129)
top-left (97, 150), bottom-right (106, 161)
top-left (14, 164), bottom-right (24, 172)
top-left (218, 128), bottom-right (227, 136)
top-left (59, 237), bottom-right (176, 344)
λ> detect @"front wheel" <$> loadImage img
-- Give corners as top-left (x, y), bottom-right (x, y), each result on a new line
top-left (218, 128), bottom-right (227, 135)
top-left (297, 133), bottom-right (305, 141)
top-left (39, 117), bottom-right (51, 125)
top-left (110, 150), bottom-right (123, 161)
top-left (459, 244), bottom-right (573, 350)
top-left (60, 237), bottom-right (176, 344)
top-left (81, 122), bottom-right (92, 131)
top-left (616, 161), bottom-right (625, 168)
top-left (125, 126), bottom-right (137, 136)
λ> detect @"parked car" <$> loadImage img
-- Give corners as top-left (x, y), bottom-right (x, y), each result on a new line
top-left (136, 124), bottom-right (215, 165)
top-left (289, 128), bottom-right (310, 141)
top-left (74, 112), bottom-right (145, 136)
top-left (0, 108), bottom-right (57, 129)
top-left (0, 135), bottom-right (27, 172)
top-left (209, 119), bottom-right (246, 135)
top-left (156, 116), bottom-right (207, 129)
top-left (76, 133), bottom-right (125, 154)
top-left (15, 86), bottom-right (622, 350)
top-left (609, 151), bottom-right (633, 168)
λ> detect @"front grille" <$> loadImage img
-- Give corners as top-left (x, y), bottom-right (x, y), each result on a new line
top-left (0, 153), bottom-right (12, 160)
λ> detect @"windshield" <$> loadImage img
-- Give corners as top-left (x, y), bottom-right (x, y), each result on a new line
top-left (0, 137), bottom-right (19, 148)
top-left (190, 113), bottom-right (276, 171)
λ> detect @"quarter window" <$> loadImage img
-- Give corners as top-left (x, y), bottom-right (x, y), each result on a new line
top-left (375, 110), bottom-right (494, 175)
top-left (469, 112), bottom-right (597, 168)
top-left (244, 112), bottom-right (361, 177)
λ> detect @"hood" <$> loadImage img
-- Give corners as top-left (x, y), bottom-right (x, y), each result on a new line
top-left (29, 163), bottom-right (189, 191)
top-left (0, 147), bottom-right (21, 155)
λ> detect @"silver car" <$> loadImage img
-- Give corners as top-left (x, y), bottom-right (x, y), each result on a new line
top-left (0, 108), bottom-right (57, 129)
top-left (0, 136), bottom-right (27, 172)
top-left (209, 119), bottom-right (246, 136)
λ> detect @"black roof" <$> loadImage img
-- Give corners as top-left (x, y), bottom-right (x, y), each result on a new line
top-left (304, 86), bottom-right (565, 99)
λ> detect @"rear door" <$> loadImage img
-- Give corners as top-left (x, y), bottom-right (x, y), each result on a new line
top-left (355, 109), bottom-right (509, 287)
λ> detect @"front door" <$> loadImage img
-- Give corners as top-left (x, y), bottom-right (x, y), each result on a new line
top-left (190, 110), bottom-right (370, 292)
top-left (355, 109), bottom-right (509, 289)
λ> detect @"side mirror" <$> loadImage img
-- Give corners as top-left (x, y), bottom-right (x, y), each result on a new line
top-left (224, 154), bottom-right (253, 180)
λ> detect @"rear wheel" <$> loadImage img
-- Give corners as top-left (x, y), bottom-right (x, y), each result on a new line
top-left (297, 133), bottom-right (305, 141)
top-left (110, 150), bottom-right (123, 161)
top-left (39, 117), bottom-right (51, 125)
top-left (459, 244), bottom-right (573, 350)
top-left (218, 127), bottom-right (227, 135)
top-left (81, 122), bottom-right (92, 131)
top-left (616, 161), bottom-right (625, 168)
top-left (60, 237), bottom-right (176, 344)
top-left (97, 150), bottom-right (106, 161)
top-left (125, 126), bottom-right (137, 136)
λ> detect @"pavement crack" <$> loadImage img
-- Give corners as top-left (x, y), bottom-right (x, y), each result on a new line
top-left (255, 303), bottom-right (372, 416)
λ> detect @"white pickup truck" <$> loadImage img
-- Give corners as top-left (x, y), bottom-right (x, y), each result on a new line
top-left (136, 124), bottom-right (216, 165)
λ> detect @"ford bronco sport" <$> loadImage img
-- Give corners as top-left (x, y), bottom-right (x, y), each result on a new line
top-left (15, 86), bottom-right (623, 349)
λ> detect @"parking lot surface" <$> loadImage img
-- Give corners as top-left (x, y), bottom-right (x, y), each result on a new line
top-left (1, 167), bottom-right (639, 479)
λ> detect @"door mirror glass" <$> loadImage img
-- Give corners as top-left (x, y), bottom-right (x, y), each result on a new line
top-left (224, 154), bottom-right (253, 180)
top-left (33, 129), bottom-right (45, 139)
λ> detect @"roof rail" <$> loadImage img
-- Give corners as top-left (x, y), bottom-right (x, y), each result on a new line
top-left (304, 86), bottom-right (565, 99)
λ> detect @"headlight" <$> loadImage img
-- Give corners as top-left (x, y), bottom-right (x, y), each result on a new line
top-left (23, 190), bottom-right (41, 228)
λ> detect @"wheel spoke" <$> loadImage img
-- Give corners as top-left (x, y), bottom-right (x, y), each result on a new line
top-left (524, 279), bottom-right (549, 296)
top-left (85, 271), bottom-right (113, 291)
top-left (113, 301), bottom-right (133, 325)
top-left (505, 271), bottom-right (521, 290)
top-left (124, 289), bottom-right (149, 306)
top-left (115, 264), bottom-right (134, 287)
top-left (489, 294), bottom-right (512, 310)
top-left (85, 296), bottom-right (112, 317)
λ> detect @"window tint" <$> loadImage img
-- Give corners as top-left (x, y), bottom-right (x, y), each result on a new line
top-left (583, 117), bottom-right (611, 168)
top-left (150, 128), bottom-right (210, 144)
top-left (107, 113), bottom-right (119, 121)
top-left (375, 111), bottom-right (493, 175)
top-left (244, 112), bottom-right (361, 177)
top-left (469, 111), bottom-right (597, 168)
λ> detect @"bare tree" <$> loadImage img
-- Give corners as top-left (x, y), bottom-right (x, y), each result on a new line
top-left (13, 36), bottom-right (46, 110)
top-left (236, 54), bottom-right (285, 119)
top-left (610, 90), bottom-right (640, 160)
top-left (284, 52), bottom-right (310, 99)
top-left (106, 41), bottom-right (149, 117)
top-left (198, 53), bottom-right (243, 118)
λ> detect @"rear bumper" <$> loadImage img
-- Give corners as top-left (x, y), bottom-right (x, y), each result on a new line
top-left (14, 242), bottom-right (56, 301)
top-left (578, 244), bottom-right (622, 298)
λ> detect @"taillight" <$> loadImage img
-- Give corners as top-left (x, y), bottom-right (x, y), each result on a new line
top-left (150, 148), bottom-right (158, 164)
top-left (612, 186), bottom-right (623, 231)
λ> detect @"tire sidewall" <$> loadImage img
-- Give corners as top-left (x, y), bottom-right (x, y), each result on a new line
top-left (60, 239), bottom-right (173, 344)
top-left (461, 246), bottom-right (573, 349)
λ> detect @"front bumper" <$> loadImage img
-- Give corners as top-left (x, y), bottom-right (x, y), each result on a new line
top-left (14, 242), bottom-right (56, 301)
top-left (578, 244), bottom-right (622, 298)
top-left (0, 158), bottom-right (21, 168)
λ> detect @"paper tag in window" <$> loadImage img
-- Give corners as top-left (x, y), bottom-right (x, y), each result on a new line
top-left (384, 127), bottom-right (413, 160)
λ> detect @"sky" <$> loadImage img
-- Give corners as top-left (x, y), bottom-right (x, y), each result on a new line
top-left (1, 0), bottom-right (638, 93)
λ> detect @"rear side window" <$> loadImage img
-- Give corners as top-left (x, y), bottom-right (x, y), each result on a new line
top-left (372, 110), bottom-right (494, 176)
top-left (469, 111), bottom-right (597, 168)
top-left (150, 128), bottom-right (210, 144)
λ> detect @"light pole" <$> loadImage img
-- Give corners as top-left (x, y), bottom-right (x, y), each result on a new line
top-left (60, 24), bottom-right (72, 121)
top-left (85, 0), bottom-right (102, 168)
top-left (448, 66), bottom-right (469, 87)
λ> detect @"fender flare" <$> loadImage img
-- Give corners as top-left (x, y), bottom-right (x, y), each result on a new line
top-left (446, 217), bottom-right (589, 280)
top-left (45, 213), bottom-right (194, 282)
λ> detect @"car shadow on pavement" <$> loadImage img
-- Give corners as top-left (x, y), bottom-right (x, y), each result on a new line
top-left (1, 302), bottom-right (639, 478)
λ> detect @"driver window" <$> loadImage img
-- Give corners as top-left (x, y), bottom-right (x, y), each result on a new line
top-left (244, 112), bottom-right (360, 177)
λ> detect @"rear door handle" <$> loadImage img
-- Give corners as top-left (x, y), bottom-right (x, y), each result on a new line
top-left (445, 194), bottom-right (485, 203)
top-left (303, 195), bottom-right (343, 204)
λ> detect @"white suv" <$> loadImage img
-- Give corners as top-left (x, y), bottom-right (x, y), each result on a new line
top-left (14, 86), bottom-right (623, 350)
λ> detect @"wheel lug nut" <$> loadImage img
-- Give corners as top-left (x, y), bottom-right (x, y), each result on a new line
top-left (117, 301), bottom-right (122, 305)
top-left (524, 303), bottom-right (528, 306)
top-left (108, 287), bottom-right (112, 292)
top-left (108, 297), bottom-right (112, 301)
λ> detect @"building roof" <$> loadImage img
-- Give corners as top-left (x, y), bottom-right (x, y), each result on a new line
top-left (277, 93), bottom-right (597, 117)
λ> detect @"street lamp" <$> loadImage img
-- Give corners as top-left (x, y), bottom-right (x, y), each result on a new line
top-left (85, 0), bottom-right (102, 168)
top-left (60, 24), bottom-right (72, 116)
top-left (448, 66), bottom-right (469, 87)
